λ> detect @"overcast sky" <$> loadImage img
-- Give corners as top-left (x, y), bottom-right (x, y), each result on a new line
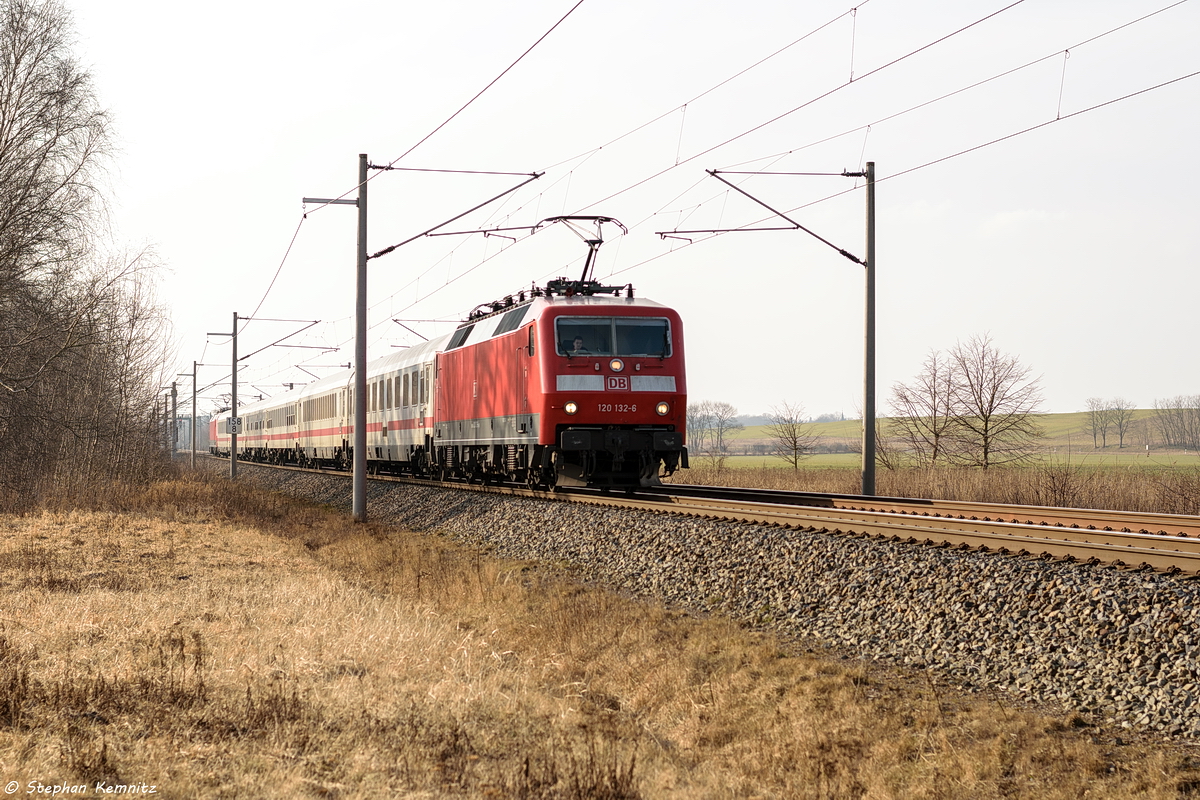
top-left (71, 0), bottom-right (1198, 418)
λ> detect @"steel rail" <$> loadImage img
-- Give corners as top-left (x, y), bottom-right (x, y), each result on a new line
top-left (202, 456), bottom-right (1200, 574)
top-left (654, 483), bottom-right (1200, 538)
top-left (559, 491), bottom-right (1200, 573)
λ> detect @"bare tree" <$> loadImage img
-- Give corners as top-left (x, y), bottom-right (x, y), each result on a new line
top-left (0, 0), bottom-right (109, 394)
top-left (889, 336), bottom-right (1044, 470)
top-left (873, 418), bottom-right (905, 471)
top-left (0, 1), bottom-right (171, 508)
top-left (852, 415), bottom-right (905, 471)
top-left (687, 399), bottom-right (742, 470)
top-left (686, 400), bottom-right (715, 459)
top-left (708, 401), bottom-right (742, 462)
top-left (1153, 396), bottom-right (1200, 451)
top-left (765, 400), bottom-right (821, 469)
top-left (889, 350), bottom-right (958, 467)
top-left (1109, 397), bottom-right (1136, 449)
top-left (946, 334), bottom-right (1044, 469)
top-left (1084, 396), bottom-right (1111, 449)
top-left (0, 0), bottom-right (108, 281)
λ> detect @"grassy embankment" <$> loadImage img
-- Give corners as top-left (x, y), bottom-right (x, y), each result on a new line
top-left (2, 472), bottom-right (1199, 797)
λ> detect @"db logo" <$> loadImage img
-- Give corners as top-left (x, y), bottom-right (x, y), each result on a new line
top-left (606, 376), bottom-right (630, 391)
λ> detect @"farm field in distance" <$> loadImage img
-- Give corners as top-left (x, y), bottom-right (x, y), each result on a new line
top-left (726, 410), bottom-right (1199, 469)
top-left (2, 473), bottom-right (1199, 798)
top-left (690, 411), bottom-right (1200, 511)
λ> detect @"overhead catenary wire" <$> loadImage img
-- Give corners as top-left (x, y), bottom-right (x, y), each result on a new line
top-left (334, 3), bottom-right (904, 330)
top-left (438, 5), bottom-right (1185, 329)
top-left (715, 0), bottom-right (1189, 176)
top-left (573, 0), bottom-right (1030, 215)
top-left (644, 0), bottom-right (1193, 235)
top-left (282, 40), bottom-right (1196, 369)
top-left (881, 69), bottom-right (1200, 185)
top-left (301, 0), bottom-right (1165, 361)
top-left (242, 216), bottom-right (308, 335)
top-left (610, 64), bottom-right (1200, 279)
top-left (382, 0), bottom-right (587, 171)
top-left (295, 1), bottom-right (588, 219)
top-left (538, 2), bottom-right (872, 174)
top-left (256, 0), bottom-right (884, 355)
top-left (194, 1), bottom-right (585, 399)
top-left (213, 0), bottom-right (1194, 403)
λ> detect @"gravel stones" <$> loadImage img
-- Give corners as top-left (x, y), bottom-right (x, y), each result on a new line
top-left (243, 465), bottom-right (1200, 737)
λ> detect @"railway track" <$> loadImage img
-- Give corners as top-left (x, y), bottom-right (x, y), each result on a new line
top-left (212, 456), bottom-right (1200, 574)
top-left (633, 484), bottom-right (1200, 574)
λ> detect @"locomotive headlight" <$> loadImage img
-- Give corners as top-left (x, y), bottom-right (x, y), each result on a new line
top-left (609, 358), bottom-right (625, 372)
top-left (655, 402), bottom-right (670, 416)
top-left (565, 401), bottom-right (579, 415)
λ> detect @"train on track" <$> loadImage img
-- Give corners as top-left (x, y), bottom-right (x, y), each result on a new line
top-left (210, 245), bottom-right (689, 488)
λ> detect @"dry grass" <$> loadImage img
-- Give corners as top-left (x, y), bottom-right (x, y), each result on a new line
top-left (1, 473), bottom-right (1198, 798)
top-left (677, 464), bottom-right (1200, 515)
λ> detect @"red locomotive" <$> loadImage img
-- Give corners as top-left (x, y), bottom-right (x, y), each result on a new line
top-left (211, 221), bottom-right (688, 488)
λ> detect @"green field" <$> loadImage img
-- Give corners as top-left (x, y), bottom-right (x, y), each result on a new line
top-left (713, 410), bottom-right (1200, 471)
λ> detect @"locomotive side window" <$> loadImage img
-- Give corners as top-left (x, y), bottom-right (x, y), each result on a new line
top-left (446, 324), bottom-right (474, 351)
top-left (494, 305), bottom-right (530, 335)
top-left (556, 317), bottom-right (671, 357)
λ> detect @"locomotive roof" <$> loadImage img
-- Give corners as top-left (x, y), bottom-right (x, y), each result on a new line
top-left (455, 292), bottom-right (669, 331)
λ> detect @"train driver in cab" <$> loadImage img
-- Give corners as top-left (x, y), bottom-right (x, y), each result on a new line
top-left (569, 336), bottom-right (589, 355)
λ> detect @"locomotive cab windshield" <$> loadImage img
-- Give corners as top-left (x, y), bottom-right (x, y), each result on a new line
top-left (556, 316), bottom-right (671, 358)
